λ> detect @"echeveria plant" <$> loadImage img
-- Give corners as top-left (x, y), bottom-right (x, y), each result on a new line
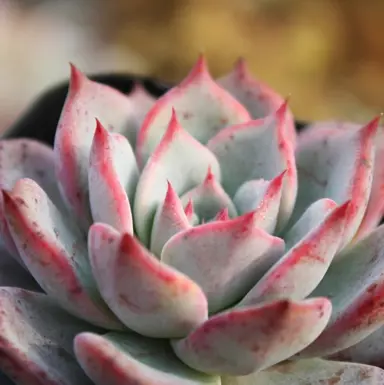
top-left (1, 56), bottom-right (384, 385)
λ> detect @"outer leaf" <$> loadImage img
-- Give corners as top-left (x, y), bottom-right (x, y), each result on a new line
top-left (54, 65), bottom-right (151, 229)
top-left (222, 359), bottom-right (384, 385)
top-left (172, 297), bottom-right (332, 375)
top-left (150, 182), bottom-right (191, 257)
top-left (0, 287), bottom-right (98, 385)
top-left (89, 120), bottom-right (138, 233)
top-left (239, 201), bottom-right (349, 306)
top-left (298, 224), bottom-right (384, 358)
top-left (74, 332), bottom-right (220, 385)
top-left (294, 117), bottom-right (379, 246)
top-left (207, 102), bottom-right (297, 231)
top-left (136, 55), bottom-right (250, 165)
top-left (88, 223), bottom-right (208, 338)
top-left (3, 179), bottom-right (123, 329)
top-left (134, 111), bottom-right (221, 245)
top-left (233, 171), bottom-right (285, 233)
top-left (161, 212), bottom-right (284, 313)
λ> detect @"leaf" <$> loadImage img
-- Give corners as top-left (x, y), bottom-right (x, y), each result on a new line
top-left (89, 120), bottom-right (139, 234)
top-left (3, 179), bottom-right (123, 330)
top-left (54, 65), bottom-right (151, 230)
top-left (161, 212), bottom-right (284, 313)
top-left (136, 55), bottom-right (250, 165)
top-left (88, 223), bottom-right (208, 338)
top-left (74, 332), bottom-right (220, 385)
top-left (134, 110), bottom-right (221, 245)
top-left (0, 287), bottom-right (98, 385)
top-left (172, 297), bottom-right (332, 375)
top-left (207, 102), bottom-right (297, 232)
top-left (221, 359), bottom-right (384, 385)
top-left (297, 224), bottom-right (384, 358)
top-left (239, 201), bottom-right (349, 306)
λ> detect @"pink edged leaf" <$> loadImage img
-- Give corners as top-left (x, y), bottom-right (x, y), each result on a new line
top-left (239, 201), bottom-right (349, 306)
top-left (214, 207), bottom-right (230, 221)
top-left (161, 213), bottom-right (285, 313)
top-left (207, 102), bottom-right (297, 232)
top-left (218, 58), bottom-right (296, 144)
top-left (180, 168), bottom-right (237, 222)
top-left (184, 199), bottom-right (200, 225)
top-left (54, 65), bottom-right (152, 230)
top-left (0, 139), bottom-right (65, 261)
top-left (136, 55), bottom-right (250, 165)
top-left (150, 182), bottom-right (191, 257)
top-left (88, 223), bottom-right (208, 338)
top-left (0, 287), bottom-right (100, 385)
top-left (3, 179), bottom-right (123, 330)
top-left (74, 332), bottom-right (220, 385)
top-left (294, 117), bottom-right (379, 246)
top-left (134, 111), bottom-right (221, 245)
top-left (221, 359), bottom-right (384, 385)
top-left (297, 224), bottom-right (384, 358)
top-left (172, 297), bottom-right (332, 375)
top-left (89, 120), bottom-right (139, 233)
top-left (233, 171), bottom-right (286, 233)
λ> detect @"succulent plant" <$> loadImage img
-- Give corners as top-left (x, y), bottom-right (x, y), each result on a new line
top-left (1, 56), bottom-right (384, 385)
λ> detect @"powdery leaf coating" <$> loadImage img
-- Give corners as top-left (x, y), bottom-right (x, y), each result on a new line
top-left (239, 201), bottom-right (349, 306)
top-left (89, 120), bottom-right (139, 234)
top-left (161, 212), bottom-right (284, 313)
top-left (74, 332), bottom-right (220, 385)
top-left (136, 55), bottom-right (250, 166)
top-left (88, 223), bottom-right (208, 338)
top-left (3, 179), bottom-right (122, 330)
top-left (172, 297), bottom-right (332, 375)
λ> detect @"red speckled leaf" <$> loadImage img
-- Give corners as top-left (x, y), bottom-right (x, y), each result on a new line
top-left (89, 121), bottom-right (138, 234)
top-left (3, 179), bottom-right (123, 329)
top-left (172, 297), bottom-right (332, 375)
top-left (297, 224), bottom-right (384, 358)
top-left (222, 359), bottom-right (384, 385)
top-left (74, 332), bottom-right (220, 385)
top-left (207, 102), bottom-right (297, 232)
top-left (239, 201), bottom-right (349, 306)
top-left (294, 117), bottom-right (379, 246)
top-left (134, 111), bottom-right (221, 245)
top-left (0, 287), bottom-right (98, 385)
top-left (218, 58), bottom-right (296, 144)
top-left (88, 223), bottom-right (208, 338)
top-left (233, 171), bottom-right (286, 233)
top-left (150, 182), bottom-right (191, 257)
top-left (162, 212), bottom-right (284, 313)
top-left (54, 65), bottom-right (152, 230)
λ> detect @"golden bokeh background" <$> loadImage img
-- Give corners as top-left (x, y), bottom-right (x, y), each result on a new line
top-left (2, 0), bottom-right (384, 132)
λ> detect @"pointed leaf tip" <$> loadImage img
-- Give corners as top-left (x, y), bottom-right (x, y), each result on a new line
top-left (185, 54), bottom-right (210, 82)
top-left (69, 63), bottom-right (86, 93)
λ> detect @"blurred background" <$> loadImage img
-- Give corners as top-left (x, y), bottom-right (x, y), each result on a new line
top-left (1, 0), bottom-right (384, 133)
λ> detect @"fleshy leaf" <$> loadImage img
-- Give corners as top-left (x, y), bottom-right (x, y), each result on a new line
top-left (162, 212), bottom-right (284, 313)
top-left (54, 65), bottom-right (151, 230)
top-left (207, 102), bottom-right (297, 231)
top-left (134, 111), bottom-right (221, 245)
top-left (0, 139), bottom-right (65, 261)
top-left (89, 120), bottom-right (138, 233)
top-left (239, 201), bottom-right (349, 306)
top-left (233, 171), bottom-right (285, 233)
top-left (180, 168), bottom-right (237, 222)
top-left (136, 55), bottom-right (250, 165)
top-left (74, 332), bottom-right (220, 385)
top-left (0, 287), bottom-right (99, 385)
top-left (297, 224), bottom-right (384, 358)
top-left (172, 297), bottom-right (332, 375)
top-left (3, 179), bottom-right (123, 329)
top-left (150, 182), bottom-right (191, 257)
top-left (88, 223), bottom-right (208, 338)
top-left (218, 58), bottom-right (296, 144)
top-left (294, 117), bottom-right (379, 246)
top-left (222, 359), bottom-right (384, 385)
